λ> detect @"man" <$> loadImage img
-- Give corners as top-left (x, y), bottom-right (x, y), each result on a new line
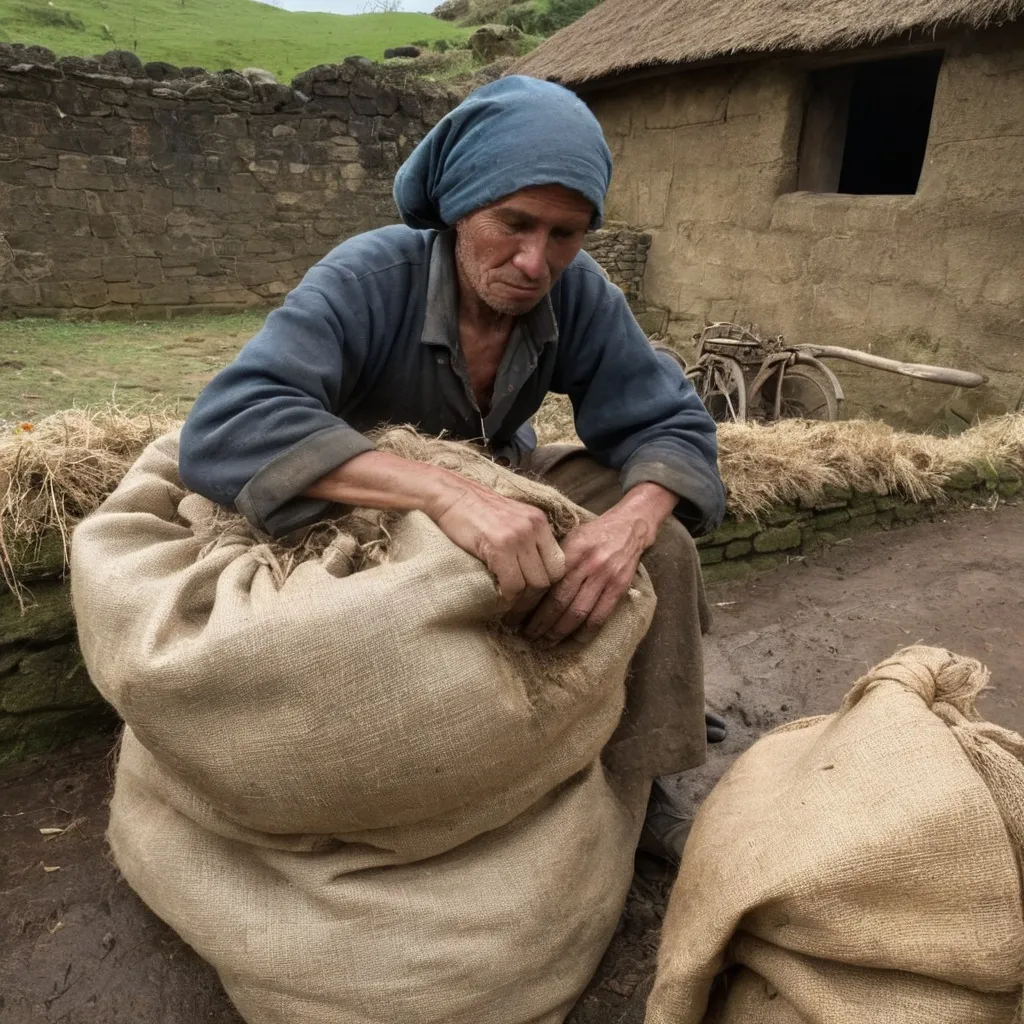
top-left (179, 75), bottom-right (727, 860)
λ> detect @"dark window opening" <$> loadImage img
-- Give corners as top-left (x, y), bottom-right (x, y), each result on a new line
top-left (796, 52), bottom-right (944, 195)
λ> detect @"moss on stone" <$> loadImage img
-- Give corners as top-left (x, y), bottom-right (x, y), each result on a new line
top-left (704, 517), bottom-right (760, 544)
top-left (944, 468), bottom-right (980, 491)
top-left (704, 552), bottom-right (791, 585)
top-left (817, 485), bottom-right (852, 509)
top-left (1, 643), bottom-right (101, 714)
top-left (0, 705), bottom-right (118, 775)
top-left (812, 508), bottom-right (851, 529)
top-left (724, 539), bottom-right (752, 558)
top-left (699, 545), bottom-right (725, 566)
top-left (848, 496), bottom-right (877, 518)
top-left (998, 480), bottom-right (1022, 499)
top-left (766, 504), bottom-right (810, 526)
top-left (753, 524), bottom-right (802, 553)
top-left (3, 531), bottom-right (67, 582)
top-left (892, 502), bottom-right (927, 522)
top-left (0, 582), bottom-right (75, 647)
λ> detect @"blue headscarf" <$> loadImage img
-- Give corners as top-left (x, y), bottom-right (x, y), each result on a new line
top-left (393, 75), bottom-right (612, 231)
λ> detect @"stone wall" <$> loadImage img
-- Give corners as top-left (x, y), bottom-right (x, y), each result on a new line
top-left (0, 46), bottom-right (458, 319)
top-left (582, 222), bottom-right (650, 310)
top-left (697, 464), bottom-right (1021, 585)
top-left (587, 24), bottom-right (1024, 429)
top-left (0, 537), bottom-right (114, 773)
top-left (0, 47), bottom-right (653, 322)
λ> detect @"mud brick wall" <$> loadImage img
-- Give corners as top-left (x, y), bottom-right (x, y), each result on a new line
top-left (590, 24), bottom-right (1024, 429)
top-left (0, 47), bottom-right (458, 319)
top-left (582, 223), bottom-right (650, 310)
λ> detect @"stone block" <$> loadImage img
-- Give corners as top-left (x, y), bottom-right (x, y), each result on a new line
top-left (136, 257), bottom-right (163, 284)
top-left (108, 282), bottom-right (142, 303)
top-left (1, 644), bottom-right (100, 714)
top-left (848, 496), bottom-right (877, 518)
top-left (766, 502), bottom-right (809, 525)
top-left (235, 261), bottom-right (278, 287)
top-left (0, 705), bottom-right (117, 774)
top-left (892, 502), bottom-right (929, 523)
top-left (68, 281), bottom-right (109, 308)
top-left (90, 213), bottom-right (119, 238)
top-left (92, 305), bottom-right (135, 322)
top-left (705, 518), bottom-right (760, 544)
top-left (703, 552), bottom-right (788, 586)
top-left (753, 523), bottom-right (803, 553)
top-left (58, 254), bottom-right (106, 280)
top-left (38, 282), bottom-right (73, 308)
top-left (874, 495), bottom-right (899, 511)
top-left (102, 255), bottom-right (137, 281)
top-left (811, 507), bottom-right (851, 532)
top-left (0, 582), bottom-right (75, 646)
top-left (141, 281), bottom-right (190, 304)
top-left (725, 539), bottom-right (753, 559)
top-left (0, 282), bottom-right (40, 306)
top-left (698, 545), bottom-right (725, 566)
top-left (3, 532), bottom-right (66, 581)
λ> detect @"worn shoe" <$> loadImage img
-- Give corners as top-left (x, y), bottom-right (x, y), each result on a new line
top-left (638, 777), bottom-right (692, 865)
top-left (638, 713), bottom-right (727, 863)
top-left (706, 709), bottom-right (727, 744)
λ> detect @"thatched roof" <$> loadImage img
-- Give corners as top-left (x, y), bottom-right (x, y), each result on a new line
top-left (512, 0), bottom-right (1024, 86)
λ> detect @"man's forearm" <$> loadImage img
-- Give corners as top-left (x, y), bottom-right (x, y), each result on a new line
top-left (606, 482), bottom-right (680, 549)
top-left (303, 450), bottom-right (468, 520)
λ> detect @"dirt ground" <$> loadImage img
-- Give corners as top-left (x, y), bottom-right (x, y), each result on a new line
top-left (2, 503), bottom-right (1022, 1024)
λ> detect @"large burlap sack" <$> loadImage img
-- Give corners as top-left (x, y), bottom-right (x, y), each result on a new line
top-left (72, 428), bottom-right (657, 1024)
top-left (646, 646), bottom-right (1024, 1024)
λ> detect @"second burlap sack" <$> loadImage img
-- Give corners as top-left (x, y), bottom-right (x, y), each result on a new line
top-left (71, 427), bottom-right (658, 1024)
top-left (646, 646), bottom-right (1024, 1024)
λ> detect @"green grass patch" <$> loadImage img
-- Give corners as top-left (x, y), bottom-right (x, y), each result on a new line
top-left (0, 312), bottom-right (269, 424)
top-left (0, 0), bottom-right (471, 81)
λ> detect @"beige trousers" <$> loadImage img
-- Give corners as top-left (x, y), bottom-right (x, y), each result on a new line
top-left (527, 445), bottom-right (711, 781)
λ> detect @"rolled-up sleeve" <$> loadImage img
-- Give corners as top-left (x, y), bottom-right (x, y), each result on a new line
top-left (179, 264), bottom-right (377, 537)
top-left (553, 265), bottom-right (727, 536)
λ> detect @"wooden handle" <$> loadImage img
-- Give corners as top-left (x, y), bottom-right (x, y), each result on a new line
top-left (795, 345), bottom-right (988, 388)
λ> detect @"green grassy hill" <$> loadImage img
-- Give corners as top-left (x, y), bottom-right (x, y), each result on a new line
top-left (0, 0), bottom-right (471, 81)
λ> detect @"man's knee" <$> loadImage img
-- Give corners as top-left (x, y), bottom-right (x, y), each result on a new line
top-left (650, 512), bottom-right (700, 572)
top-left (644, 514), bottom-right (709, 635)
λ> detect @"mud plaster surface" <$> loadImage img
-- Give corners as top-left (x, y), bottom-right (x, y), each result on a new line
top-left (2, 503), bottom-right (1022, 1024)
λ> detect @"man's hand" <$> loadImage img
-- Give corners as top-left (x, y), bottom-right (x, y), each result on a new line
top-left (426, 479), bottom-right (566, 616)
top-left (305, 450), bottom-right (565, 613)
top-left (521, 482), bottom-right (679, 644)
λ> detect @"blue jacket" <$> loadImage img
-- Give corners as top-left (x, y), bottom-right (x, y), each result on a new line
top-left (179, 226), bottom-right (726, 538)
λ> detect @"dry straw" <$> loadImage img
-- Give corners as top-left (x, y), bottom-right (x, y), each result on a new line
top-left (0, 407), bottom-right (178, 600)
top-left (513, 0), bottom-right (1024, 85)
top-left (2, 402), bottom-right (1023, 598)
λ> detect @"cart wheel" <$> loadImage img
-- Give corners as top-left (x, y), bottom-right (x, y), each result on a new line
top-left (776, 364), bottom-right (841, 421)
top-left (651, 342), bottom-right (688, 372)
top-left (687, 356), bottom-right (747, 423)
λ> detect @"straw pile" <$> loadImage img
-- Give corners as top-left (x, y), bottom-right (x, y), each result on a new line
top-left (535, 393), bottom-right (1024, 518)
top-left (0, 408), bottom-right (178, 598)
top-left (3, 403), bottom-right (1023, 596)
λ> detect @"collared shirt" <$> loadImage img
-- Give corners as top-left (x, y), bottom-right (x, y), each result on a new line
top-left (179, 225), bottom-right (726, 537)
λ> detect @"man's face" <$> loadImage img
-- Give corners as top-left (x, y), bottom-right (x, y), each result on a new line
top-left (454, 184), bottom-right (594, 316)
